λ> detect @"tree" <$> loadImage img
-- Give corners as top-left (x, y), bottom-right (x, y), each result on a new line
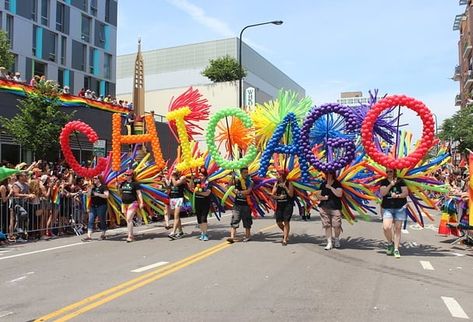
top-left (0, 81), bottom-right (75, 159)
top-left (0, 30), bottom-right (14, 70)
top-left (202, 55), bottom-right (246, 82)
top-left (438, 105), bottom-right (473, 153)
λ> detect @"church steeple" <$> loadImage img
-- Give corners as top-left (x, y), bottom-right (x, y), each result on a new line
top-left (133, 38), bottom-right (145, 116)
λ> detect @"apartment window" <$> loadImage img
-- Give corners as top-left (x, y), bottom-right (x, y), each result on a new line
top-left (90, 0), bottom-right (97, 16)
top-left (71, 0), bottom-right (87, 12)
top-left (6, 14), bottom-right (13, 48)
top-left (105, 0), bottom-right (117, 26)
top-left (42, 29), bottom-right (57, 62)
top-left (58, 68), bottom-right (64, 87)
top-left (81, 14), bottom-right (91, 42)
top-left (94, 20), bottom-right (105, 48)
top-left (40, 0), bottom-right (49, 26)
top-left (32, 0), bottom-right (37, 21)
top-left (32, 25), bottom-right (37, 56)
top-left (89, 47), bottom-right (95, 74)
top-left (104, 53), bottom-right (111, 79)
top-left (16, 0), bottom-right (37, 21)
top-left (56, 2), bottom-right (69, 34)
top-left (5, 0), bottom-right (10, 11)
top-left (0, 11), bottom-right (3, 30)
top-left (71, 40), bottom-right (86, 71)
top-left (60, 36), bottom-right (67, 65)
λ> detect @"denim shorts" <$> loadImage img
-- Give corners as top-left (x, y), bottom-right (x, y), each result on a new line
top-left (382, 207), bottom-right (407, 221)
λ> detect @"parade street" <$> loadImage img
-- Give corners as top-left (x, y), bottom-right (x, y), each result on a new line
top-left (0, 212), bottom-right (471, 322)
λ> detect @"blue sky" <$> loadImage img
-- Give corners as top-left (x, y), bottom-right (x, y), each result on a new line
top-left (117, 0), bottom-right (462, 134)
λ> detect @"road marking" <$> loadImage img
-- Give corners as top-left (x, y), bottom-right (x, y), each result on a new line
top-left (131, 261), bottom-right (169, 273)
top-left (451, 252), bottom-right (466, 257)
top-left (419, 260), bottom-right (434, 270)
top-left (9, 271), bottom-right (35, 283)
top-left (0, 243), bottom-right (85, 261)
top-left (34, 223), bottom-right (277, 322)
top-left (0, 311), bottom-right (13, 318)
top-left (441, 297), bottom-right (469, 319)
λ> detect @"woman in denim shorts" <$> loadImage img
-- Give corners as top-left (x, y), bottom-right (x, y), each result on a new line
top-left (379, 168), bottom-right (408, 259)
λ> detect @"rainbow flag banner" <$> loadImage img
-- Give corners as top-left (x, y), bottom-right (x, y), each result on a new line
top-left (0, 79), bottom-right (129, 114)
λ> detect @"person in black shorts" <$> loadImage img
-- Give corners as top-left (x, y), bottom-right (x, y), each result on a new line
top-left (120, 169), bottom-right (143, 242)
top-left (82, 176), bottom-right (109, 241)
top-left (271, 171), bottom-right (294, 246)
top-left (189, 168), bottom-right (211, 241)
top-left (318, 171), bottom-right (343, 250)
top-left (227, 167), bottom-right (253, 243)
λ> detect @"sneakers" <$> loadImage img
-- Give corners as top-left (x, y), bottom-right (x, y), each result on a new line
top-left (324, 242), bottom-right (333, 250)
top-left (334, 238), bottom-right (341, 248)
top-left (394, 249), bottom-right (401, 259)
top-left (198, 233), bottom-right (204, 240)
top-left (386, 243), bottom-right (394, 255)
top-left (168, 233), bottom-right (177, 240)
top-left (226, 237), bottom-right (234, 244)
top-left (176, 231), bottom-right (184, 238)
top-left (202, 234), bottom-right (209, 241)
top-left (242, 237), bottom-right (251, 242)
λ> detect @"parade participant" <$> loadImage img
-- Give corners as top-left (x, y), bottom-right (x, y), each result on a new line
top-left (82, 176), bottom-right (109, 241)
top-left (318, 171), bottom-right (343, 250)
top-left (168, 170), bottom-right (187, 240)
top-left (189, 167), bottom-right (211, 241)
top-left (379, 168), bottom-right (408, 258)
top-left (120, 169), bottom-right (143, 242)
top-left (227, 167), bottom-right (254, 244)
top-left (158, 170), bottom-right (171, 230)
top-left (271, 170), bottom-right (294, 246)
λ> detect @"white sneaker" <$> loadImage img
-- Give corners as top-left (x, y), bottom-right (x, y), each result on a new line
top-left (324, 242), bottom-right (333, 250)
top-left (334, 238), bottom-right (341, 248)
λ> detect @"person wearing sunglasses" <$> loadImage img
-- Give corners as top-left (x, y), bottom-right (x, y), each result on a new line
top-left (82, 176), bottom-right (109, 241)
top-left (120, 169), bottom-right (143, 242)
top-left (379, 168), bottom-right (408, 259)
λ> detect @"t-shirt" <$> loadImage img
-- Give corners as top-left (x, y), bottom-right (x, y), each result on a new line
top-left (193, 178), bottom-right (210, 202)
top-left (120, 181), bottom-right (139, 204)
top-left (235, 177), bottom-right (252, 206)
top-left (319, 181), bottom-right (342, 210)
top-left (169, 179), bottom-right (185, 199)
top-left (379, 178), bottom-right (407, 209)
top-left (91, 185), bottom-right (108, 207)
top-left (275, 184), bottom-right (294, 205)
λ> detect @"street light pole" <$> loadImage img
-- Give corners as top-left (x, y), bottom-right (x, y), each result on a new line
top-left (238, 20), bottom-right (283, 109)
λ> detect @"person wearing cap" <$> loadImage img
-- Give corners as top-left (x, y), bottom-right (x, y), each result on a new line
top-left (317, 171), bottom-right (343, 250)
top-left (271, 171), bottom-right (294, 246)
top-left (189, 168), bottom-right (211, 241)
top-left (167, 170), bottom-right (187, 240)
top-left (120, 170), bottom-right (143, 242)
top-left (13, 72), bottom-right (22, 82)
top-left (82, 176), bottom-right (109, 241)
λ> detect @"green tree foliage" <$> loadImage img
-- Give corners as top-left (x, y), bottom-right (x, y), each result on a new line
top-left (202, 55), bottom-right (246, 82)
top-left (438, 105), bottom-right (473, 152)
top-left (0, 81), bottom-right (75, 159)
top-left (0, 30), bottom-right (14, 70)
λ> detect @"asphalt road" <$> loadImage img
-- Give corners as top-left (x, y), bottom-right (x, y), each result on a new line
top-left (0, 210), bottom-right (472, 322)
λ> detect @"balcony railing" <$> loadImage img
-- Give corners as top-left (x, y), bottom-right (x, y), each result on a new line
top-left (464, 43), bottom-right (472, 58)
top-left (465, 71), bottom-right (473, 89)
top-left (453, 65), bottom-right (461, 81)
top-left (455, 94), bottom-right (462, 106)
top-left (460, 0), bottom-right (468, 5)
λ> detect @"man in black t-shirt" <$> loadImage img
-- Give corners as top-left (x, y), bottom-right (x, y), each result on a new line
top-left (379, 168), bottom-right (408, 259)
top-left (317, 172), bottom-right (343, 250)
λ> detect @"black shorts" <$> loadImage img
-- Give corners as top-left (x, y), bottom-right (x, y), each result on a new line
top-left (195, 199), bottom-right (210, 224)
top-left (275, 203), bottom-right (293, 222)
top-left (231, 204), bottom-right (252, 229)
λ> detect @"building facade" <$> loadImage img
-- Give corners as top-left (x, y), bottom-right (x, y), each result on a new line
top-left (453, 0), bottom-right (473, 108)
top-left (0, 0), bottom-right (117, 96)
top-left (116, 38), bottom-right (305, 125)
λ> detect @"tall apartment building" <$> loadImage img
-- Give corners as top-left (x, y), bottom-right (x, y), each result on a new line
top-left (453, 0), bottom-right (473, 108)
top-left (0, 0), bottom-right (117, 96)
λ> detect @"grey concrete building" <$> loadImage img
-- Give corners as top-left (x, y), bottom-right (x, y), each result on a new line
top-left (116, 38), bottom-right (305, 117)
top-left (0, 0), bottom-right (117, 96)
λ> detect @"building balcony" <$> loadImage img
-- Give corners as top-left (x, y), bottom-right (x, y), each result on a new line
top-left (453, 65), bottom-right (461, 81)
top-left (455, 94), bottom-right (462, 106)
top-left (463, 43), bottom-right (472, 58)
top-left (464, 71), bottom-right (473, 89)
top-left (460, 0), bottom-right (468, 5)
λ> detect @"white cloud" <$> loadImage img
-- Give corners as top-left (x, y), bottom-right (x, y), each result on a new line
top-left (166, 0), bottom-right (234, 37)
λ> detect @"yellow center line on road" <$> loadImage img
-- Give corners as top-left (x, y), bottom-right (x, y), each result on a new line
top-left (34, 223), bottom-right (278, 322)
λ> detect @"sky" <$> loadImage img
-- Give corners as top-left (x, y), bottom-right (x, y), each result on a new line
top-left (117, 0), bottom-right (463, 136)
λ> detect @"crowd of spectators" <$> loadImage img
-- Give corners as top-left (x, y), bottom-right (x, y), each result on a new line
top-left (0, 67), bottom-right (132, 110)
